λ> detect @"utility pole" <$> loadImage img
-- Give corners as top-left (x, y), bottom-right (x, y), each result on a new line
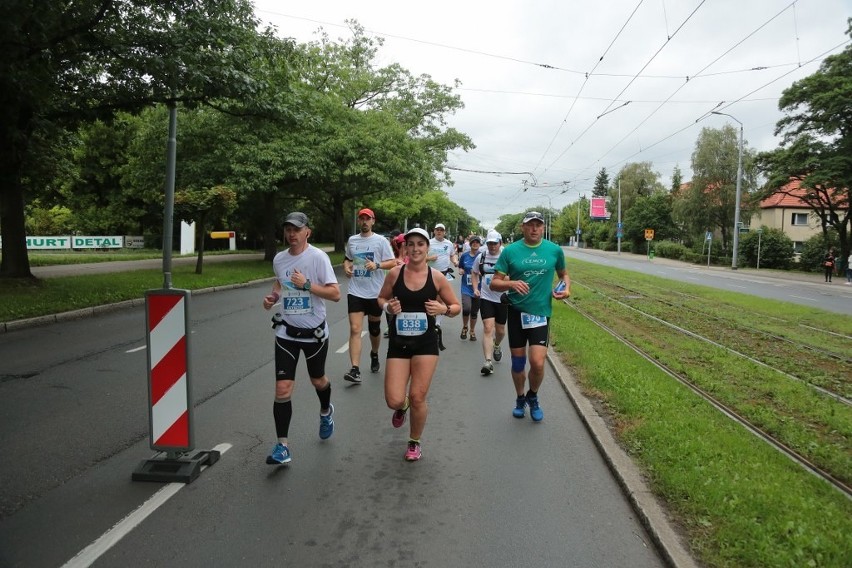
top-left (617, 178), bottom-right (622, 254)
top-left (712, 111), bottom-right (744, 270)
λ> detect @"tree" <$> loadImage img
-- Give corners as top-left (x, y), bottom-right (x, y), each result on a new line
top-left (593, 168), bottom-right (610, 197)
top-left (671, 165), bottom-right (683, 193)
top-left (609, 162), bottom-right (665, 219)
top-left (756, 19), bottom-right (852, 263)
top-left (622, 193), bottom-right (677, 252)
top-left (174, 185), bottom-right (237, 274)
top-left (0, 0), bottom-right (276, 278)
top-left (681, 126), bottom-right (757, 253)
top-left (738, 227), bottom-right (794, 269)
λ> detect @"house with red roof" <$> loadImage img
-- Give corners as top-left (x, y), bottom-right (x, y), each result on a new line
top-left (750, 179), bottom-right (841, 255)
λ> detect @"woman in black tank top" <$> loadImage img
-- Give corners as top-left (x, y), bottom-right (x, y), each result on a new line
top-left (377, 227), bottom-right (461, 462)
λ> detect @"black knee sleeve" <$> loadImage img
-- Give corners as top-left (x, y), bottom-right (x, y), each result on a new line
top-left (368, 320), bottom-right (381, 337)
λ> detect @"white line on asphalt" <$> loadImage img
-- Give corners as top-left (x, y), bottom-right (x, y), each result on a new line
top-left (60, 443), bottom-right (232, 568)
top-left (789, 295), bottom-right (818, 302)
top-left (335, 330), bottom-right (367, 354)
top-left (125, 346), bottom-right (146, 353)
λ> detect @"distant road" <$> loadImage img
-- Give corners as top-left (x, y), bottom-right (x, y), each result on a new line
top-left (565, 247), bottom-right (852, 316)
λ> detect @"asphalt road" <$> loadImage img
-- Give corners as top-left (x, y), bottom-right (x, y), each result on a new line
top-left (565, 247), bottom-right (852, 316)
top-left (0, 268), bottom-right (675, 568)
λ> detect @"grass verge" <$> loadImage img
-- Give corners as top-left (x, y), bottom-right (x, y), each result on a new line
top-left (0, 252), bottom-right (345, 322)
top-left (550, 284), bottom-right (852, 567)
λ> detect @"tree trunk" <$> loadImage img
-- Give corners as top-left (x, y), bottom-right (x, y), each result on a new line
top-left (0, 105), bottom-right (34, 279)
top-left (262, 192), bottom-right (278, 261)
top-left (194, 214), bottom-right (206, 274)
top-left (332, 193), bottom-right (346, 253)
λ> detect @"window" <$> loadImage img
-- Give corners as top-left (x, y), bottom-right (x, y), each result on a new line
top-left (793, 241), bottom-right (804, 254)
top-left (791, 212), bottom-right (809, 226)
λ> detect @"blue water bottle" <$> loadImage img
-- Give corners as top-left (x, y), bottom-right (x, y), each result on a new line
top-left (553, 280), bottom-right (566, 294)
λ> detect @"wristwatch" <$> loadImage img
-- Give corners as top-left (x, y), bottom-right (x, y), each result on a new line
top-left (303, 279), bottom-right (311, 291)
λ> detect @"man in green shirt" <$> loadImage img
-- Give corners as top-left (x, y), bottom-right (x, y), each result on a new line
top-left (490, 211), bottom-right (570, 422)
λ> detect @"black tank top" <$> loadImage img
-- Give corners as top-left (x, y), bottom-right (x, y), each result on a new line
top-left (391, 265), bottom-right (439, 333)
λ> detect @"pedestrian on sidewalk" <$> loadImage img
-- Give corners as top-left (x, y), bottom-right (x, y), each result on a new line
top-left (378, 227), bottom-right (460, 461)
top-left (490, 212), bottom-right (570, 422)
top-left (823, 249), bottom-right (835, 283)
top-left (262, 212), bottom-right (341, 465)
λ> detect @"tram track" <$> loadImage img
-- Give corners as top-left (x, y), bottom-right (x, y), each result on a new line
top-left (565, 298), bottom-right (852, 500)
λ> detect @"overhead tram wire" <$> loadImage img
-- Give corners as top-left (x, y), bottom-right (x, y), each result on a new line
top-left (543, 0), bottom-right (708, 179)
top-left (599, 38), bottom-right (850, 177)
top-left (532, 0), bottom-right (647, 174)
top-left (573, 1), bottom-right (801, 185)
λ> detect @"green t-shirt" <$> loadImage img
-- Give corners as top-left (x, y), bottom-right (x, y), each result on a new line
top-left (493, 239), bottom-right (565, 317)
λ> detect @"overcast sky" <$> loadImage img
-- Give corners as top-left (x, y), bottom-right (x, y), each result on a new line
top-left (252, 0), bottom-right (851, 228)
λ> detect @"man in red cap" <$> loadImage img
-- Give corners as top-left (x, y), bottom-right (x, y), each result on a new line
top-left (342, 208), bottom-right (397, 383)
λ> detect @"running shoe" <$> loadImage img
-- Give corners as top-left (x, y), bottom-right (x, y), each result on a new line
top-left (370, 352), bottom-right (380, 373)
top-left (527, 394), bottom-right (544, 422)
top-left (343, 366), bottom-right (361, 383)
top-left (266, 442), bottom-right (292, 464)
top-left (392, 399), bottom-right (409, 428)
top-left (469, 330), bottom-right (477, 341)
top-left (460, 327), bottom-right (468, 340)
top-left (319, 403), bottom-right (335, 440)
top-left (493, 345), bottom-right (503, 362)
top-left (512, 395), bottom-right (527, 419)
top-left (404, 441), bottom-right (422, 461)
top-left (383, 330), bottom-right (390, 338)
top-left (436, 326), bottom-right (446, 351)
top-left (480, 361), bottom-right (494, 375)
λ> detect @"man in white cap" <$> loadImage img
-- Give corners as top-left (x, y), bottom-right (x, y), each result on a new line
top-left (426, 223), bottom-right (458, 350)
top-left (471, 230), bottom-right (507, 375)
top-left (342, 207), bottom-right (396, 383)
top-left (490, 212), bottom-right (570, 422)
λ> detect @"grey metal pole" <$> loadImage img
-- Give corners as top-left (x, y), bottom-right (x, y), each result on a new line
top-left (711, 111), bottom-right (744, 270)
top-left (732, 122), bottom-right (743, 270)
top-left (617, 179), bottom-right (622, 254)
top-left (161, 103), bottom-right (177, 290)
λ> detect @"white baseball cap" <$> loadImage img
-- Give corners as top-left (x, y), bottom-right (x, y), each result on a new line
top-left (486, 230), bottom-right (502, 243)
top-left (434, 223), bottom-right (446, 230)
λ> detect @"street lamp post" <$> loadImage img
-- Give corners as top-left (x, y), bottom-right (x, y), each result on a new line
top-left (534, 192), bottom-right (554, 241)
top-left (576, 195), bottom-right (584, 248)
top-left (711, 111), bottom-right (744, 270)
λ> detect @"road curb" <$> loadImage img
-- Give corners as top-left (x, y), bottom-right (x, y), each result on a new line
top-left (547, 349), bottom-right (700, 568)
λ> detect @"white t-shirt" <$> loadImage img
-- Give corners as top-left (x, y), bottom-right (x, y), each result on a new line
top-left (272, 244), bottom-right (338, 341)
top-left (472, 248), bottom-right (504, 303)
top-left (345, 232), bottom-right (394, 299)
top-left (429, 237), bottom-right (454, 272)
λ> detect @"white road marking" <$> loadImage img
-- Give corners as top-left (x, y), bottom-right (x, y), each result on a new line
top-left (789, 295), bottom-right (817, 303)
top-left (60, 443), bottom-right (232, 568)
top-left (335, 330), bottom-right (367, 354)
top-left (125, 346), bottom-right (146, 353)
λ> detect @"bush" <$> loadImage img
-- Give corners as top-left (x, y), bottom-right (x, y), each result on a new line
top-left (800, 233), bottom-right (839, 272)
top-left (738, 227), bottom-right (794, 269)
top-left (654, 240), bottom-right (689, 261)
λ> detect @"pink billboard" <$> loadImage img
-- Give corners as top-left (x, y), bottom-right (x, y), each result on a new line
top-left (590, 197), bottom-right (610, 219)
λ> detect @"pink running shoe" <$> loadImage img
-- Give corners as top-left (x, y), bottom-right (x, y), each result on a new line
top-left (392, 398), bottom-right (409, 428)
top-left (404, 441), bottom-right (422, 461)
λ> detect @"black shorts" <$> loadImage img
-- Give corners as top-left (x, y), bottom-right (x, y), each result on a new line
top-left (274, 336), bottom-right (329, 381)
top-left (347, 294), bottom-right (382, 317)
top-left (479, 299), bottom-right (508, 324)
top-left (506, 306), bottom-right (550, 349)
top-left (386, 331), bottom-right (440, 359)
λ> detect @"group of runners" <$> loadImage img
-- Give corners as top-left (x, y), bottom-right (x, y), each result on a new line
top-left (261, 209), bottom-right (570, 465)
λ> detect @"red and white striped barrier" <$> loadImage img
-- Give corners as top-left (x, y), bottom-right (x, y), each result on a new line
top-left (144, 289), bottom-right (193, 451)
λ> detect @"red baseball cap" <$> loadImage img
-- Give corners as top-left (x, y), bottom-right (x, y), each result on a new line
top-left (357, 208), bottom-right (375, 219)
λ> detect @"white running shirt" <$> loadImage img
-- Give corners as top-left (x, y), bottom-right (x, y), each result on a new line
top-left (345, 233), bottom-right (394, 299)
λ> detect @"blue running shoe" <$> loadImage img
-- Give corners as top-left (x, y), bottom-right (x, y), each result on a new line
top-left (319, 403), bottom-right (335, 440)
top-left (512, 395), bottom-right (527, 418)
top-left (266, 442), bottom-right (291, 464)
top-left (528, 395), bottom-right (544, 422)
